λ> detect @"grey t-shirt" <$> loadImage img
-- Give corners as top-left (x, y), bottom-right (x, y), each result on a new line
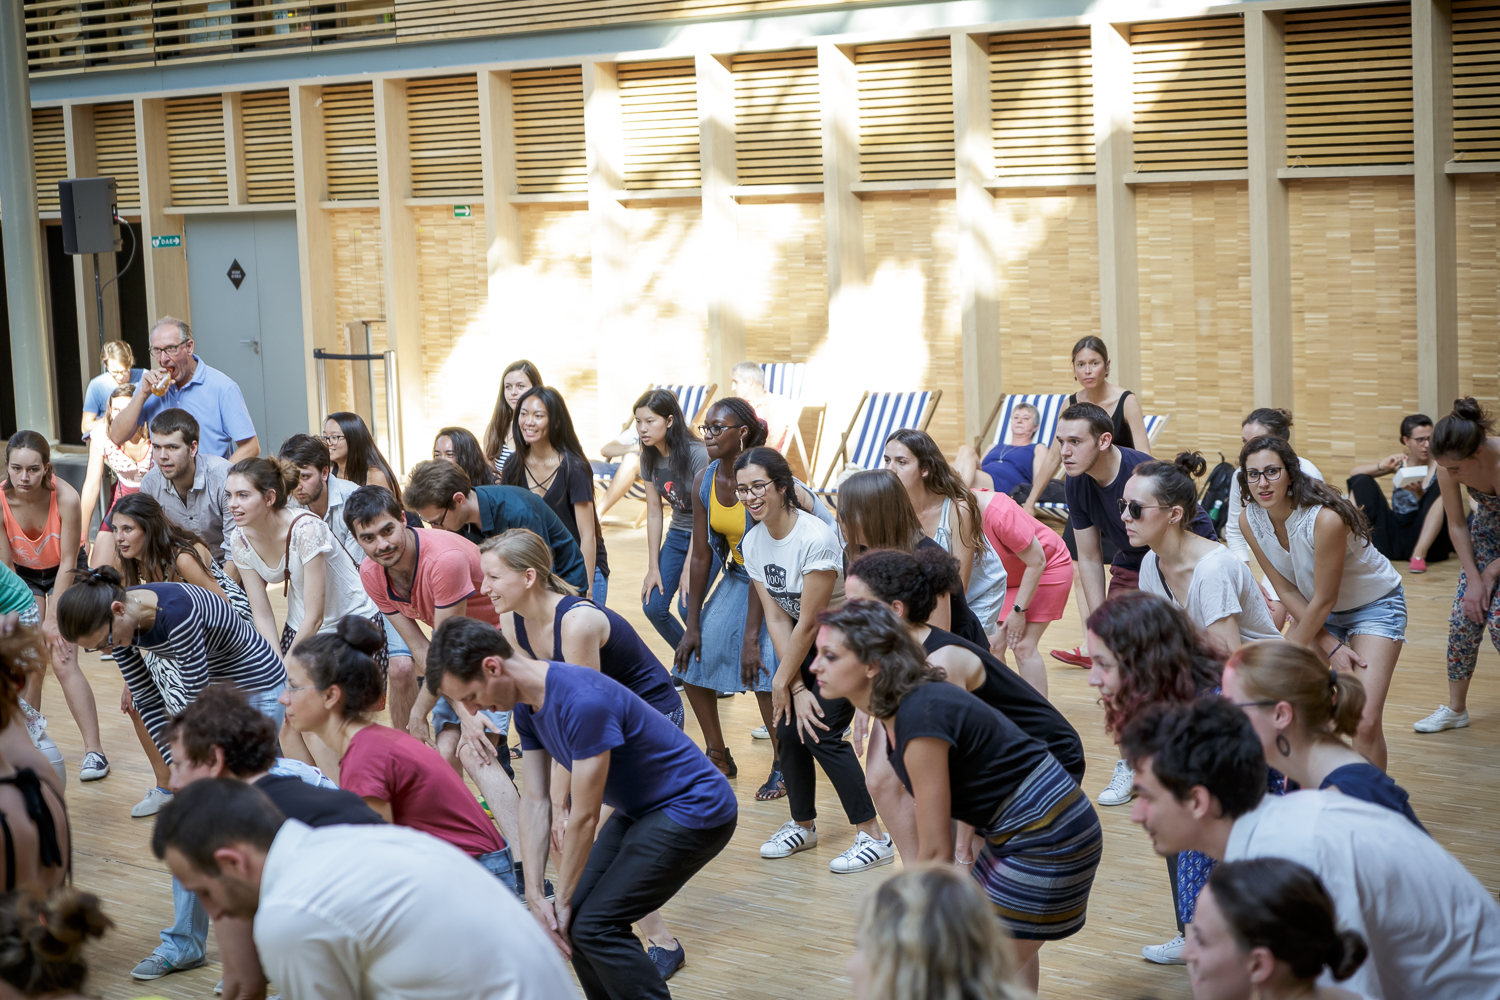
top-left (647, 440), bottom-right (709, 533)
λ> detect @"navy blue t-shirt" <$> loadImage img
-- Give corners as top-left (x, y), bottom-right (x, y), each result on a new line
top-left (513, 663), bottom-right (737, 829)
top-left (1321, 762), bottom-right (1427, 833)
top-left (1066, 446), bottom-right (1217, 572)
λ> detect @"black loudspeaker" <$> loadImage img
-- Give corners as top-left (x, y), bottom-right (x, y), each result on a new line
top-left (59, 177), bottom-right (121, 255)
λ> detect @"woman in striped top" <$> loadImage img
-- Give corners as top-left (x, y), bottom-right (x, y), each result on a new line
top-left (55, 566), bottom-right (287, 765)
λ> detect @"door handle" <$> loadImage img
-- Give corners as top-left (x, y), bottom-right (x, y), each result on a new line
top-left (240, 339), bottom-right (260, 355)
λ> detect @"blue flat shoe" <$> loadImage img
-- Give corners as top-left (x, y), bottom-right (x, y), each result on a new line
top-left (648, 942), bottom-right (685, 981)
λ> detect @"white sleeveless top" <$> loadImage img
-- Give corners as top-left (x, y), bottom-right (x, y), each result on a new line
top-left (935, 498), bottom-right (1009, 632)
top-left (1244, 503), bottom-right (1401, 612)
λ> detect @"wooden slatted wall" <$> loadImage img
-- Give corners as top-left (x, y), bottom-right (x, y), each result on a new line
top-left (1454, 0), bottom-right (1500, 162)
top-left (393, 1), bottom-right (881, 39)
top-left (738, 199), bottom-right (828, 360)
top-left (243, 89), bottom-right (295, 203)
top-left (617, 205), bottom-right (709, 386)
top-left (407, 76), bottom-right (482, 198)
top-left (415, 205), bottom-right (487, 433)
top-left (733, 49), bottom-right (822, 185)
top-left (1457, 175), bottom-right (1500, 407)
top-left (1132, 18), bottom-right (1247, 172)
top-left (94, 102), bottom-right (140, 210)
top-left (513, 68), bottom-right (587, 195)
top-left (618, 59), bottom-right (701, 190)
top-left (855, 39), bottom-right (955, 183)
top-left (990, 28), bottom-right (1094, 176)
top-left (323, 83), bottom-right (380, 201)
top-left (23, 0), bottom-right (156, 74)
top-left (1284, 4), bottom-right (1414, 167)
top-left (165, 95), bottom-right (227, 206)
top-left (32, 108), bottom-right (66, 212)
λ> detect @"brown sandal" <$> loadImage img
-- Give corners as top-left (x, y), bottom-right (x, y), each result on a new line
top-left (706, 746), bottom-right (738, 778)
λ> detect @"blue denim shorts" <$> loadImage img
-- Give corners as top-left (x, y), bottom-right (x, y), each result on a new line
top-left (430, 695), bottom-right (509, 735)
top-left (1324, 585), bottom-right (1407, 644)
top-left (382, 615), bottom-right (411, 659)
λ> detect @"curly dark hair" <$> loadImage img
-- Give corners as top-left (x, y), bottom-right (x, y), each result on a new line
top-left (1119, 697), bottom-right (1267, 819)
top-left (1237, 436), bottom-right (1371, 543)
top-left (0, 888), bottom-right (113, 996)
top-left (819, 600), bottom-right (943, 718)
top-left (1088, 591), bottom-right (1223, 736)
top-left (846, 546), bottom-right (962, 626)
top-left (168, 683), bottom-right (278, 777)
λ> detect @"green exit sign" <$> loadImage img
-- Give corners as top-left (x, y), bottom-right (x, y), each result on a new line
top-left (453, 205), bottom-right (472, 218)
top-left (151, 234), bottom-right (182, 248)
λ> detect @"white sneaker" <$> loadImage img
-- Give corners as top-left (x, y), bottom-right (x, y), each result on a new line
top-left (1098, 759), bottom-right (1135, 806)
top-left (829, 831), bottom-right (895, 874)
top-left (131, 786), bottom-right (173, 818)
top-left (751, 725), bottom-right (770, 740)
top-left (1142, 934), bottom-right (1186, 965)
top-left (760, 821), bottom-right (817, 859)
top-left (1413, 705), bottom-right (1470, 733)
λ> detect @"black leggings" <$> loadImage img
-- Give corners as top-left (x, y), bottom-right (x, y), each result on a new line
top-left (1346, 474), bottom-right (1452, 563)
top-left (776, 658), bottom-right (877, 826)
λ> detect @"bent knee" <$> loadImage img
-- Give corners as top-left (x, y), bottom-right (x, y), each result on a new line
top-left (387, 658), bottom-right (415, 683)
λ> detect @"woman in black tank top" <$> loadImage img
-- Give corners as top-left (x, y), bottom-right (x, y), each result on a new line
top-left (0, 626), bottom-right (69, 893)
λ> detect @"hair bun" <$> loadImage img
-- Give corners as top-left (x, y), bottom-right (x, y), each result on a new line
top-left (1173, 451), bottom-right (1207, 479)
top-left (334, 615), bottom-right (384, 657)
top-left (1329, 929), bottom-right (1369, 981)
top-left (84, 566), bottom-right (123, 588)
top-left (1452, 396), bottom-right (1488, 422)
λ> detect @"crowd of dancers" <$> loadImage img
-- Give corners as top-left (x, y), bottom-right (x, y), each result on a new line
top-left (0, 323), bottom-right (1494, 999)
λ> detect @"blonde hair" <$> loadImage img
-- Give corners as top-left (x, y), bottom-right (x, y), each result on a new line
top-left (99, 339), bottom-right (134, 369)
top-left (856, 865), bottom-right (1034, 1000)
top-left (1227, 641), bottom-right (1365, 740)
top-left (479, 529), bottom-right (578, 596)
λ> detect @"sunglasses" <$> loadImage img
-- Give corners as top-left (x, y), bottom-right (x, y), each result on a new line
top-left (1117, 499), bottom-right (1173, 519)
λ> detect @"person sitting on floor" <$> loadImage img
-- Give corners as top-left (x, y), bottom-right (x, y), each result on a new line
top-left (1346, 413), bottom-right (1453, 573)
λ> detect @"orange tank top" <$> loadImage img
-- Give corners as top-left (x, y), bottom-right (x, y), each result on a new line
top-left (1, 488), bottom-right (62, 570)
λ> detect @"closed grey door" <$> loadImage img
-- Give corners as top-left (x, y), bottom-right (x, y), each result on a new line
top-left (184, 212), bottom-right (305, 455)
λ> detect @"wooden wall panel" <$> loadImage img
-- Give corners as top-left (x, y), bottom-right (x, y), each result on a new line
top-left (330, 207), bottom-right (387, 416)
top-left (1136, 181), bottom-right (1254, 460)
top-left (32, 108), bottom-right (66, 212)
top-left (1453, 0), bottom-right (1500, 162)
top-left (513, 68), bottom-right (587, 195)
top-left (1289, 176), bottom-right (1418, 476)
top-left (1457, 173), bottom-right (1500, 409)
top-left (618, 59), bottom-right (701, 190)
top-left (165, 95), bottom-right (228, 206)
top-left (992, 187), bottom-right (1100, 394)
top-left (990, 28), bottom-right (1094, 176)
top-left (855, 38), bottom-right (955, 183)
top-left (392, 0), bottom-right (878, 39)
top-left (407, 76), bottom-right (483, 198)
top-left (94, 102), bottom-right (140, 210)
top-left (1132, 18), bottom-right (1247, 172)
top-left (737, 199), bottom-right (828, 366)
top-left (609, 204), bottom-right (711, 403)
top-left (860, 192), bottom-right (963, 454)
top-left (733, 49), bottom-right (823, 185)
top-left (243, 89), bottom-right (295, 203)
top-left (323, 83), bottom-right (380, 201)
top-left (413, 205), bottom-right (487, 439)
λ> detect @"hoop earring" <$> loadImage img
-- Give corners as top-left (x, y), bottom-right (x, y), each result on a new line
top-left (1275, 734), bottom-right (1291, 758)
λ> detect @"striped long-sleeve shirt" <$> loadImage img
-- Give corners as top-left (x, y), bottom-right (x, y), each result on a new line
top-left (112, 583), bottom-right (287, 761)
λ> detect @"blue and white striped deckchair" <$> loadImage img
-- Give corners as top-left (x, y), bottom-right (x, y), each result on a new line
top-left (1145, 412), bottom-right (1170, 447)
top-left (761, 362), bottom-right (807, 405)
top-left (817, 390), bottom-right (942, 497)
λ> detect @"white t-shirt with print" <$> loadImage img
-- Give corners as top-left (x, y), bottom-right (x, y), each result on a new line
top-left (742, 510), bottom-right (843, 622)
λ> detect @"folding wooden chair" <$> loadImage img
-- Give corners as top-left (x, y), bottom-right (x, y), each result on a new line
top-left (761, 362), bottom-right (824, 483)
top-left (816, 390), bottom-right (942, 503)
top-left (1145, 412), bottom-right (1170, 447)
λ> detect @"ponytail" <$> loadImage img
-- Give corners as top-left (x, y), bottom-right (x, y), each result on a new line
top-left (479, 529), bottom-right (578, 596)
top-left (228, 456), bottom-right (299, 511)
top-left (1131, 451), bottom-right (1207, 526)
top-left (0, 887), bottom-right (113, 996)
top-left (1227, 641), bottom-right (1367, 741)
top-left (1432, 397), bottom-right (1496, 460)
top-left (56, 567), bottom-right (127, 644)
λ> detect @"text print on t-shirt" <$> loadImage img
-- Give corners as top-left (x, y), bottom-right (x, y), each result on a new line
top-left (761, 562), bottom-right (800, 618)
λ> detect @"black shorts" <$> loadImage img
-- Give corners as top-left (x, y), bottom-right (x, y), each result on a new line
top-left (14, 548), bottom-right (88, 597)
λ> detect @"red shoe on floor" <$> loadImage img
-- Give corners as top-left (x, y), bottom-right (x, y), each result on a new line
top-left (1409, 557), bottom-right (1427, 574)
top-left (1050, 646), bottom-right (1092, 667)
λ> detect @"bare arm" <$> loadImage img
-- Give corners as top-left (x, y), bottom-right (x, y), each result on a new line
top-left (78, 434), bottom-right (108, 531)
top-left (949, 498), bottom-right (977, 588)
top-left (288, 552), bottom-right (328, 653)
top-left (675, 470), bottom-right (713, 670)
top-left (520, 747), bottom-right (572, 958)
top-left (576, 500), bottom-right (599, 593)
top-left (240, 569), bottom-right (283, 654)
top-left (175, 548), bottom-right (228, 600)
top-left (1122, 392), bottom-right (1150, 456)
top-left (1349, 453), bottom-right (1405, 479)
top-left (1024, 439), bottom-right (1063, 512)
top-left (1203, 616), bottom-right (1242, 656)
top-left (228, 438), bottom-right (261, 465)
top-left (552, 751), bottom-right (608, 937)
top-left (215, 916), bottom-right (268, 1000)
top-left (903, 736), bottom-right (955, 862)
top-left (1284, 509), bottom-right (1349, 648)
top-left (1074, 524), bottom-right (1107, 620)
top-left (108, 379), bottom-right (153, 448)
top-left (641, 480), bottom-right (664, 602)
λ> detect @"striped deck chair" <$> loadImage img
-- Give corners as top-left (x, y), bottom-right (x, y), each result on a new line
top-left (762, 362), bottom-right (823, 483)
top-left (1145, 412), bottom-right (1170, 447)
top-left (817, 390), bottom-right (942, 502)
top-left (1033, 410), bottom-right (1173, 523)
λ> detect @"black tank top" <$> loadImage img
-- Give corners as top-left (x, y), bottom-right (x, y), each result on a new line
top-left (921, 628), bottom-right (1086, 783)
top-left (1068, 389), bottom-right (1135, 449)
top-left (512, 596), bottom-right (681, 718)
top-left (0, 768), bottom-right (66, 890)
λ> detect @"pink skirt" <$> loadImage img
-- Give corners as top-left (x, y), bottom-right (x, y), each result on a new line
top-left (1005, 569), bottom-right (1072, 623)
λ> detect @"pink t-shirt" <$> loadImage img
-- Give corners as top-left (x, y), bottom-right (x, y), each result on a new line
top-left (359, 527), bottom-right (499, 626)
top-left (982, 494), bottom-right (1072, 586)
top-left (338, 725), bottom-right (505, 857)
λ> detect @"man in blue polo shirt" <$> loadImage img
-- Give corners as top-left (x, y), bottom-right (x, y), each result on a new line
top-left (402, 459), bottom-right (589, 596)
top-left (110, 317), bottom-right (259, 462)
top-left (427, 616), bottom-right (736, 1000)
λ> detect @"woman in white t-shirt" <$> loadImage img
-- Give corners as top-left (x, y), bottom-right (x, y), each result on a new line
top-left (736, 447), bottom-right (892, 874)
top-left (1123, 452), bottom-right (1282, 654)
top-left (1237, 436), bottom-right (1404, 771)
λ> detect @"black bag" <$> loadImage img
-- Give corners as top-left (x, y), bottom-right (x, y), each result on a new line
top-left (1200, 452), bottom-right (1235, 540)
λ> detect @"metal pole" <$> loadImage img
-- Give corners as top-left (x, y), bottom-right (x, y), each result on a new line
top-left (93, 253), bottom-right (105, 354)
top-left (0, 2), bottom-right (59, 438)
top-left (316, 355), bottom-right (328, 426)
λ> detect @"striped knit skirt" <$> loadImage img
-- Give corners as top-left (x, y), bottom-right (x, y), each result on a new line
top-left (972, 755), bottom-right (1104, 941)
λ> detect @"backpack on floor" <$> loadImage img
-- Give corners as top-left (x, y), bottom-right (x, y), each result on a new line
top-left (1200, 453), bottom-right (1235, 540)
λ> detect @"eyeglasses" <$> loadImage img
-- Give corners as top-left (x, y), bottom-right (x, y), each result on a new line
top-left (286, 682), bottom-right (317, 694)
top-left (698, 422), bottom-right (741, 438)
top-left (83, 629), bottom-right (114, 654)
top-left (1117, 499), bottom-right (1173, 519)
top-left (150, 341), bottom-right (189, 359)
top-left (1232, 699), bottom-right (1278, 709)
top-left (422, 508), bottom-right (452, 530)
top-left (1245, 466), bottom-right (1284, 483)
top-left (322, 432), bottom-right (345, 444)
top-left (734, 481), bottom-right (773, 499)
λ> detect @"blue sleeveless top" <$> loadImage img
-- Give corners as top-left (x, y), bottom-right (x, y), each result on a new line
top-left (512, 596), bottom-right (682, 719)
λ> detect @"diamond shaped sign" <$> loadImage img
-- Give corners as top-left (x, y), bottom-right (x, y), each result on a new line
top-left (227, 259), bottom-right (245, 289)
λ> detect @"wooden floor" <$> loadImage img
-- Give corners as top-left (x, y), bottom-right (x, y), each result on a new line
top-left (54, 516), bottom-right (1500, 1000)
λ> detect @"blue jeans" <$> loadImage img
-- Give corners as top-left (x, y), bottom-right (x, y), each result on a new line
top-left (157, 684), bottom-right (285, 964)
top-left (477, 846), bottom-right (520, 897)
top-left (641, 529), bottom-right (716, 649)
top-left (592, 566), bottom-right (609, 608)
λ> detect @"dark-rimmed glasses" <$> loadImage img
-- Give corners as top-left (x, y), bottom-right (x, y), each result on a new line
top-left (734, 481), bottom-right (772, 499)
top-left (1245, 466), bottom-right (1284, 483)
top-left (698, 422), bottom-right (742, 439)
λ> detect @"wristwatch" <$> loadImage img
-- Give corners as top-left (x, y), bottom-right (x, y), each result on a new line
top-left (1011, 605), bottom-right (1027, 615)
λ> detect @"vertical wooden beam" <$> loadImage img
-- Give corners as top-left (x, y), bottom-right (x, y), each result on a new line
top-left (223, 92), bottom-right (246, 207)
top-left (584, 60), bottom-right (626, 441)
top-left (1413, 0), bottom-right (1458, 416)
top-left (953, 31), bottom-right (1000, 446)
top-left (1246, 11), bottom-right (1294, 410)
top-left (64, 102), bottom-right (119, 385)
top-left (373, 78), bottom-right (421, 473)
top-left (1091, 20), bottom-right (1140, 389)
top-left (135, 97), bottom-right (189, 325)
top-left (478, 70), bottom-right (523, 276)
top-left (697, 52), bottom-right (741, 398)
top-left (290, 83), bottom-right (334, 432)
top-left (819, 42), bottom-right (865, 342)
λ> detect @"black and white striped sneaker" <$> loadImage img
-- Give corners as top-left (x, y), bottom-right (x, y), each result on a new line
top-left (760, 820), bottom-right (817, 858)
top-left (829, 831), bottom-right (894, 873)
